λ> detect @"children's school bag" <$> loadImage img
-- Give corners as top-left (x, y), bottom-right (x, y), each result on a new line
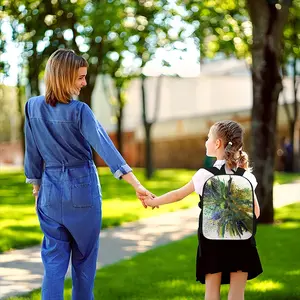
top-left (200, 164), bottom-right (255, 240)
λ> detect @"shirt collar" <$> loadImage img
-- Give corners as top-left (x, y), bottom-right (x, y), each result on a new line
top-left (213, 159), bottom-right (226, 167)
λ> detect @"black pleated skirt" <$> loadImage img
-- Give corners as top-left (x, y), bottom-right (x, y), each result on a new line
top-left (196, 234), bottom-right (263, 284)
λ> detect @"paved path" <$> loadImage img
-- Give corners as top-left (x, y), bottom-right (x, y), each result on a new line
top-left (0, 183), bottom-right (299, 299)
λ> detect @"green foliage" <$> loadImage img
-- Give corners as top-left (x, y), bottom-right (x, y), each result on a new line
top-left (282, 0), bottom-right (300, 68)
top-left (182, 0), bottom-right (251, 61)
top-left (181, 0), bottom-right (299, 70)
top-left (1, 0), bottom-right (181, 100)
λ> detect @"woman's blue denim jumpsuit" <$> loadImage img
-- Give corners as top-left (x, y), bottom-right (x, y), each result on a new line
top-left (24, 96), bottom-right (132, 299)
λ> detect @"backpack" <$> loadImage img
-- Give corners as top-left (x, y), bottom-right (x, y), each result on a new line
top-left (200, 164), bottom-right (255, 240)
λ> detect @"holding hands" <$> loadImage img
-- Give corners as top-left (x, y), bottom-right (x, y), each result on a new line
top-left (144, 194), bottom-right (158, 208)
top-left (135, 184), bottom-right (159, 209)
top-left (121, 172), bottom-right (158, 209)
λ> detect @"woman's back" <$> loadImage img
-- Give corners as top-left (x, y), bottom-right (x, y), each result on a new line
top-left (25, 95), bottom-right (92, 166)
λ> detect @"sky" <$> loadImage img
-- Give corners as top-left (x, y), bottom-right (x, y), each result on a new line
top-left (1, 20), bottom-right (22, 86)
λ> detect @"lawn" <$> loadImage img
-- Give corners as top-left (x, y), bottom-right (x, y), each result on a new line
top-left (274, 171), bottom-right (300, 185)
top-left (8, 203), bottom-right (300, 300)
top-left (0, 168), bottom-right (299, 253)
top-left (0, 167), bottom-right (198, 253)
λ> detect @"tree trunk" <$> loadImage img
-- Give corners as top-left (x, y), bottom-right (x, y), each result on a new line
top-left (116, 86), bottom-right (124, 155)
top-left (17, 83), bottom-right (25, 165)
top-left (247, 0), bottom-right (290, 223)
top-left (145, 122), bottom-right (153, 179)
top-left (291, 57), bottom-right (299, 171)
top-left (27, 54), bottom-right (41, 97)
top-left (141, 75), bottom-right (154, 179)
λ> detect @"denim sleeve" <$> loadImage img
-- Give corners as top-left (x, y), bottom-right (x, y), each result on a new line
top-left (24, 101), bottom-right (44, 185)
top-left (79, 103), bottom-right (132, 179)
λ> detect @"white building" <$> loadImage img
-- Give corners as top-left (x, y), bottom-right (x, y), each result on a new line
top-left (91, 58), bottom-right (297, 140)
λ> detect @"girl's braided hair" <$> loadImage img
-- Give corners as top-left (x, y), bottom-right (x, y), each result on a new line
top-left (211, 120), bottom-right (250, 170)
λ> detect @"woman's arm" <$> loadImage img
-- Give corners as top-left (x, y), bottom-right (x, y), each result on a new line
top-left (121, 172), bottom-right (155, 208)
top-left (121, 172), bottom-right (142, 190)
top-left (254, 193), bottom-right (260, 219)
top-left (24, 101), bottom-right (44, 186)
top-left (79, 104), bottom-right (156, 208)
top-left (79, 103), bottom-right (132, 179)
top-left (145, 181), bottom-right (195, 207)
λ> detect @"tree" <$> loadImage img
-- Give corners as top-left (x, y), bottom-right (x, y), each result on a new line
top-left (128, 0), bottom-right (180, 178)
top-left (3, 0), bottom-right (129, 107)
top-left (181, 0), bottom-right (293, 223)
top-left (281, 0), bottom-right (300, 171)
top-left (101, 24), bottom-right (139, 155)
top-left (3, 0), bottom-right (180, 170)
top-left (248, 0), bottom-right (291, 223)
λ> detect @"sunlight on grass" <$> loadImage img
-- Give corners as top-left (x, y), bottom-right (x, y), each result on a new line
top-left (276, 222), bottom-right (300, 229)
top-left (7, 203), bottom-right (300, 300)
top-left (0, 168), bottom-right (198, 253)
top-left (274, 172), bottom-right (300, 185)
top-left (248, 280), bottom-right (284, 292)
top-left (157, 279), bottom-right (189, 288)
top-left (275, 203), bottom-right (300, 225)
top-left (1, 167), bottom-right (299, 254)
top-left (285, 269), bottom-right (300, 276)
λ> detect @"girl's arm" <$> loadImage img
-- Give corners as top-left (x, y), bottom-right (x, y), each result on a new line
top-left (254, 193), bottom-right (260, 219)
top-left (145, 181), bottom-right (195, 207)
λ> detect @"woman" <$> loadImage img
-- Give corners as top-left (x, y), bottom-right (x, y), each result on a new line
top-left (24, 48), bottom-right (152, 299)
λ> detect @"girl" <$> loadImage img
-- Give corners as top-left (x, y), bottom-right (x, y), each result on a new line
top-left (144, 120), bottom-right (263, 300)
top-left (24, 49), bottom-right (153, 300)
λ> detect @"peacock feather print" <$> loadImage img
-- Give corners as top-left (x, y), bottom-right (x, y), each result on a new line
top-left (202, 175), bottom-right (254, 240)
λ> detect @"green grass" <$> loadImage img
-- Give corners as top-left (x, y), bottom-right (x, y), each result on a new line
top-left (8, 203), bottom-right (300, 300)
top-left (1, 168), bottom-right (299, 253)
top-left (274, 172), bottom-right (300, 185)
top-left (0, 168), bottom-right (198, 253)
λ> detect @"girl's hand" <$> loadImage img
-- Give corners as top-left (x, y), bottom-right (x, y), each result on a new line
top-left (135, 185), bottom-right (155, 208)
top-left (135, 185), bottom-right (159, 209)
top-left (144, 195), bottom-right (158, 208)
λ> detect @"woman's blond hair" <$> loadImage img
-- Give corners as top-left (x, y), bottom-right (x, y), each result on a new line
top-left (45, 49), bottom-right (88, 106)
top-left (211, 120), bottom-right (251, 170)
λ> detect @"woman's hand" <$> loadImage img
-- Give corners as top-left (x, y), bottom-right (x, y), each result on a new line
top-left (120, 172), bottom-right (158, 209)
top-left (33, 185), bottom-right (39, 211)
top-left (135, 185), bottom-right (158, 209)
top-left (35, 195), bottom-right (38, 211)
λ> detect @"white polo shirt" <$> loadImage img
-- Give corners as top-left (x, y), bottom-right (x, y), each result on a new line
top-left (192, 159), bottom-right (258, 196)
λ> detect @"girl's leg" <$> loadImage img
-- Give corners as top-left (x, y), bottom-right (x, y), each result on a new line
top-left (205, 272), bottom-right (222, 300)
top-left (228, 271), bottom-right (248, 300)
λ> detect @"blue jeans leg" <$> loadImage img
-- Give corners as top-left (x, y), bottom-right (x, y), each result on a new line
top-left (38, 208), bottom-right (71, 300)
top-left (71, 237), bottom-right (99, 300)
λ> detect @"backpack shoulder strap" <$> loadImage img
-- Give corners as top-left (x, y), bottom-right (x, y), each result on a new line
top-left (234, 167), bottom-right (246, 176)
top-left (203, 165), bottom-right (225, 175)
